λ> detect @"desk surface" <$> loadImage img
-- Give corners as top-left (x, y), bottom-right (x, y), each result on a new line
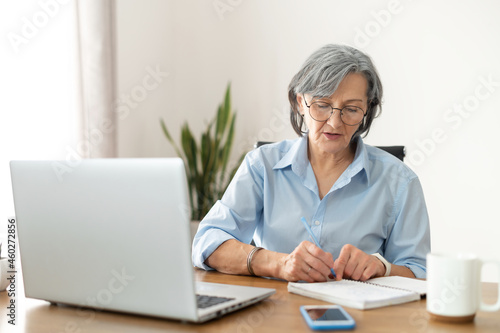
top-left (1, 269), bottom-right (499, 333)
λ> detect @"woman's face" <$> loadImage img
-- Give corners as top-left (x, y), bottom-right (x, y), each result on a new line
top-left (297, 73), bottom-right (369, 158)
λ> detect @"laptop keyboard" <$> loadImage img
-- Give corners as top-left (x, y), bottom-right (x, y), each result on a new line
top-left (196, 294), bottom-right (235, 309)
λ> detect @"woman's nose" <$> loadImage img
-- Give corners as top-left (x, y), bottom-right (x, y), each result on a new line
top-left (327, 109), bottom-right (343, 128)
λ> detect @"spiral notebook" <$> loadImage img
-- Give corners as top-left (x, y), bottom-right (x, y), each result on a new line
top-left (288, 276), bottom-right (426, 310)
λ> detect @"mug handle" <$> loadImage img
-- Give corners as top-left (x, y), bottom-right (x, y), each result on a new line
top-left (479, 260), bottom-right (500, 312)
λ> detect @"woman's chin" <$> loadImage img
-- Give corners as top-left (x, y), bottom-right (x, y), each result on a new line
top-left (318, 142), bottom-right (350, 156)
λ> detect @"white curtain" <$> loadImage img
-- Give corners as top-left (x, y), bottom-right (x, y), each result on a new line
top-left (75, 0), bottom-right (116, 158)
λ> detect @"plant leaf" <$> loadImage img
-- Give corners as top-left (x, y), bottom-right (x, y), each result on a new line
top-left (160, 82), bottom-right (246, 220)
top-left (215, 83), bottom-right (231, 143)
top-left (160, 118), bottom-right (184, 159)
top-left (162, 118), bottom-right (198, 218)
top-left (219, 113), bottom-right (236, 186)
top-left (181, 123), bottom-right (198, 180)
top-left (200, 130), bottom-right (213, 184)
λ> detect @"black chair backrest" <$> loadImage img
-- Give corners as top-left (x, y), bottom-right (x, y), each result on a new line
top-left (375, 146), bottom-right (405, 162)
top-left (255, 141), bottom-right (405, 162)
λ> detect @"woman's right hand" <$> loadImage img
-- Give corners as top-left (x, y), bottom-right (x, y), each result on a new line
top-left (278, 241), bottom-right (335, 282)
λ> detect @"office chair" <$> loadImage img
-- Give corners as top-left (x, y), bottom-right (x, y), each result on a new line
top-left (254, 141), bottom-right (405, 162)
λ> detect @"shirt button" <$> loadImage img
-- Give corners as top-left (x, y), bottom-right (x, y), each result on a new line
top-left (314, 220), bottom-right (320, 226)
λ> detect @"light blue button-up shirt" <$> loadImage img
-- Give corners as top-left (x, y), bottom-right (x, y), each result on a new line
top-left (192, 136), bottom-right (431, 278)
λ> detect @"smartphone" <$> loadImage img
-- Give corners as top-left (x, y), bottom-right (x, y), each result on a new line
top-left (300, 305), bottom-right (356, 330)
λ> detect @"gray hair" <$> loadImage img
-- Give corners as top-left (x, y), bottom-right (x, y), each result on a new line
top-left (288, 44), bottom-right (383, 138)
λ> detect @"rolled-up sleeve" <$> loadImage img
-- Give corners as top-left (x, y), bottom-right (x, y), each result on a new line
top-left (384, 177), bottom-right (431, 278)
top-left (192, 151), bottom-right (265, 270)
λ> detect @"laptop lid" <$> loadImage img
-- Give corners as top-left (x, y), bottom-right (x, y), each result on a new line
top-left (10, 158), bottom-right (203, 321)
top-left (10, 158), bottom-right (275, 323)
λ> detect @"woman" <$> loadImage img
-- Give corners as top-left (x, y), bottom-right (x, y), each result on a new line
top-left (192, 44), bottom-right (430, 282)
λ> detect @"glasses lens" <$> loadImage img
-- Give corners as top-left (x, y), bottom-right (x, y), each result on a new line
top-left (309, 102), bottom-right (332, 121)
top-left (309, 102), bottom-right (364, 125)
top-left (340, 106), bottom-right (364, 125)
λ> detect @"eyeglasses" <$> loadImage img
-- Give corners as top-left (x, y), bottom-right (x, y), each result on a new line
top-left (303, 95), bottom-right (365, 126)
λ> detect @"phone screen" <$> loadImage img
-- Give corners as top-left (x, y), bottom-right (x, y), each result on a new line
top-left (305, 308), bottom-right (349, 321)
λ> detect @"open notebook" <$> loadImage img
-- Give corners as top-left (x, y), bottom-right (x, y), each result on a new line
top-left (288, 276), bottom-right (426, 310)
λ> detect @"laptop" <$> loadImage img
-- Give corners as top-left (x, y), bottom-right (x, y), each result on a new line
top-left (10, 158), bottom-right (275, 323)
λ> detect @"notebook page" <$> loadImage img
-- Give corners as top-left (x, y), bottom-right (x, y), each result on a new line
top-left (366, 276), bottom-right (427, 296)
top-left (288, 279), bottom-right (419, 309)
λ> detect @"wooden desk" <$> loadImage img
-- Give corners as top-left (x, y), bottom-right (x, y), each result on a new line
top-left (1, 269), bottom-right (499, 332)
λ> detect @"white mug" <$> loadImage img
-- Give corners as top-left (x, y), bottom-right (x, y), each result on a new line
top-left (0, 257), bottom-right (10, 291)
top-left (426, 252), bottom-right (500, 322)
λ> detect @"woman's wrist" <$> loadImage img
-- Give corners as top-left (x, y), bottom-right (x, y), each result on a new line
top-left (371, 253), bottom-right (391, 277)
top-left (250, 249), bottom-right (283, 279)
top-left (247, 247), bottom-right (264, 276)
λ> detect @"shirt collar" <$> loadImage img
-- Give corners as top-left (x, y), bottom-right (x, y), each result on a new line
top-left (273, 136), bottom-right (370, 184)
top-left (273, 136), bottom-right (308, 177)
top-left (347, 137), bottom-right (370, 184)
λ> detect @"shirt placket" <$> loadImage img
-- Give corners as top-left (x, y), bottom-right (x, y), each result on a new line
top-left (310, 199), bottom-right (327, 246)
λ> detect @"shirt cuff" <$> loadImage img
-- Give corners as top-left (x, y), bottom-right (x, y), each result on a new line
top-left (192, 227), bottom-right (236, 270)
top-left (405, 263), bottom-right (427, 279)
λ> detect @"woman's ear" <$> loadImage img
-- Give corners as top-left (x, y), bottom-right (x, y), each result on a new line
top-left (296, 94), bottom-right (304, 116)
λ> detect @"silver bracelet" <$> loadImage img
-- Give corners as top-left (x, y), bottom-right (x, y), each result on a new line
top-left (247, 247), bottom-right (264, 276)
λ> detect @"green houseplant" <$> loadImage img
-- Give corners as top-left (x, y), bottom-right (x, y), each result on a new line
top-left (160, 83), bottom-right (245, 221)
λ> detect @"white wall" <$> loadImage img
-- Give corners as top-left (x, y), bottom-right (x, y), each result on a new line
top-left (0, 1), bottom-right (79, 249)
top-left (112, 0), bottom-right (500, 281)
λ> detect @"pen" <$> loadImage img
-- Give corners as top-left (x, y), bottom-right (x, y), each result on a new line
top-left (300, 217), bottom-right (336, 279)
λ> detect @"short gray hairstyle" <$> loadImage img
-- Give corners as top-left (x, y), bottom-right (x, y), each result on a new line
top-left (288, 44), bottom-right (383, 139)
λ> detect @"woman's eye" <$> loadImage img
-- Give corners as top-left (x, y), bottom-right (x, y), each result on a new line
top-left (344, 107), bottom-right (360, 113)
top-left (314, 103), bottom-right (330, 110)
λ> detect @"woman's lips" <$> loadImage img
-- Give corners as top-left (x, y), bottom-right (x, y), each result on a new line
top-left (323, 133), bottom-right (341, 140)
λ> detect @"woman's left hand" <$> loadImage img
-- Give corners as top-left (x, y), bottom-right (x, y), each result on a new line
top-left (333, 244), bottom-right (386, 281)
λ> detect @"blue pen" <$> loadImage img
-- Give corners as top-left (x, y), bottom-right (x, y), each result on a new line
top-left (300, 217), bottom-right (336, 279)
